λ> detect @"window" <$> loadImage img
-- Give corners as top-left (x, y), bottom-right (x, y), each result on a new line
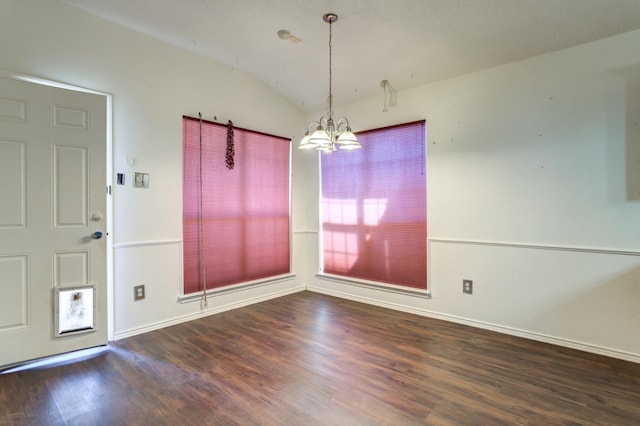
top-left (321, 120), bottom-right (426, 289)
top-left (182, 116), bottom-right (291, 294)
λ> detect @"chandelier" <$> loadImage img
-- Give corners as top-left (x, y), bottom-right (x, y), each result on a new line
top-left (298, 13), bottom-right (360, 151)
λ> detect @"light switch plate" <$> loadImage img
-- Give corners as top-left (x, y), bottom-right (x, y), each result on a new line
top-left (133, 172), bottom-right (149, 188)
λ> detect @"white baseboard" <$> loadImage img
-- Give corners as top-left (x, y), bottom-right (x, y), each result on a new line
top-left (113, 285), bottom-right (305, 341)
top-left (113, 281), bottom-right (639, 364)
top-left (307, 285), bottom-right (640, 364)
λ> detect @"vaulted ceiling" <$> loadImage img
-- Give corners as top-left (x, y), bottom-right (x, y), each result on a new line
top-left (62, 0), bottom-right (640, 113)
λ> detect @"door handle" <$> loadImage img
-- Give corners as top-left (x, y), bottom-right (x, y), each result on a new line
top-left (92, 231), bottom-right (104, 240)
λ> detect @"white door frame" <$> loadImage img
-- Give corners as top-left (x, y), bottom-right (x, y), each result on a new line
top-left (0, 69), bottom-right (115, 341)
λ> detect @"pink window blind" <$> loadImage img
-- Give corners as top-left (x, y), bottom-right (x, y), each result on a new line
top-left (321, 120), bottom-right (427, 289)
top-left (182, 116), bottom-right (291, 294)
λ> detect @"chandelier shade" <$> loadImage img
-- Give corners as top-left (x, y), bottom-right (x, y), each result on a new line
top-left (299, 13), bottom-right (360, 152)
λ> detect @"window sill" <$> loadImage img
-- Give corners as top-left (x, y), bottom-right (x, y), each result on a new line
top-left (178, 273), bottom-right (296, 304)
top-left (315, 272), bottom-right (431, 299)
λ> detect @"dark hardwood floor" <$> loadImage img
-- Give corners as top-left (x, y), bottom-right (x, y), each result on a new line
top-left (1, 291), bottom-right (639, 425)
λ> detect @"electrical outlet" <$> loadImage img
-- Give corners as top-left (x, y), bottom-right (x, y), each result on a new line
top-left (463, 279), bottom-right (473, 295)
top-left (134, 284), bottom-right (145, 301)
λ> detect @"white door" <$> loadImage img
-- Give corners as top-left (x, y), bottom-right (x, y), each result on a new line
top-left (0, 76), bottom-right (107, 368)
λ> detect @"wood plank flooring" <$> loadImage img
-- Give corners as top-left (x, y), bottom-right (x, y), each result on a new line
top-left (1, 291), bottom-right (639, 425)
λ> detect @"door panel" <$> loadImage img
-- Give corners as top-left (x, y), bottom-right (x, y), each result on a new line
top-left (0, 255), bottom-right (28, 332)
top-left (0, 76), bottom-right (107, 368)
top-left (0, 139), bottom-right (27, 229)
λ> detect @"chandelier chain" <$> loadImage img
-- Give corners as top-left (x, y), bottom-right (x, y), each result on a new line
top-left (328, 18), bottom-right (333, 119)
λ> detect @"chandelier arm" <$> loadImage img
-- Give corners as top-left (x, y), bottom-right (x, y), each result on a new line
top-left (305, 120), bottom-right (321, 132)
top-left (335, 117), bottom-right (350, 132)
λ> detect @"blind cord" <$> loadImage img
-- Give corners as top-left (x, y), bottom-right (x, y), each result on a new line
top-left (198, 112), bottom-right (208, 309)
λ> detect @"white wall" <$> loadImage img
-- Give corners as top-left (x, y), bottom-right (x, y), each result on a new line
top-left (1, 0), bottom-right (307, 339)
top-left (303, 30), bottom-right (640, 362)
top-left (2, 1), bottom-right (639, 362)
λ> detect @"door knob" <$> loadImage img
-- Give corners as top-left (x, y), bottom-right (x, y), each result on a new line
top-left (92, 231), bottom-right (103, 239)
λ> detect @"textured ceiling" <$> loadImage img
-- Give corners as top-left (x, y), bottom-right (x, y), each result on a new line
top-left (62, 0), bottom-right (640, 113)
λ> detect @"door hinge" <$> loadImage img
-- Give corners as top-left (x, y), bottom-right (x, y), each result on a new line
top-left (107, 185), bottom-right (112, 195)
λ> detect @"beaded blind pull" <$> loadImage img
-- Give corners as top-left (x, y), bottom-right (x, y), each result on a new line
top-left (226, 120), bottom-right (235, 169)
